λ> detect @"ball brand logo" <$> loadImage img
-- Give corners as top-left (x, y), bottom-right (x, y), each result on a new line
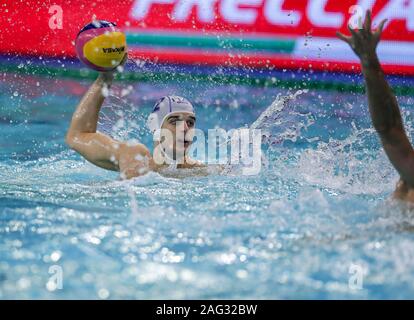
top-left (102, 46), bottom-right (125, 54)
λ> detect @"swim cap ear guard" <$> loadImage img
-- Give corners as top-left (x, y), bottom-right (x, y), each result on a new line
top-left (147, 113), bottom-right (161, 141)
top-left (147, 95), bottom-right (195, 142)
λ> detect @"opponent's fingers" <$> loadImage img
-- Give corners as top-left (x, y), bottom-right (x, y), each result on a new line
top-left (375, 19), bottom-right (388, 37)
top-left (357, 15), bottom-right (363, 30)
top-left (364, 10), bottom-right (372, 32)
top-left (336, 31), bottom-right (352, 44)
top-left (347, 24), bottom-right (359, 38)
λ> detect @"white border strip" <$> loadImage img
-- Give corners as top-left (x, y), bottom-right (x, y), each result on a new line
top-left (294, 37), bottom-right (414, 66)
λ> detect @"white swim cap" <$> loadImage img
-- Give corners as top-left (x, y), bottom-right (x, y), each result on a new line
top-left (147, 96), bottom-right (195, 136)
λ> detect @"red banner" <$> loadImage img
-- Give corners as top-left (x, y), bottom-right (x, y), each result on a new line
top-left (1, 0), bottom-right (413, 74)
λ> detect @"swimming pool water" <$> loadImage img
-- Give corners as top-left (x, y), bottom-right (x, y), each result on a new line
top-left (1, 71), bottom-right (414, 299)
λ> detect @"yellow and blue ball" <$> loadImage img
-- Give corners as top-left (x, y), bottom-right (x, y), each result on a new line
top-left (75, 20), bottom-right (127, 72)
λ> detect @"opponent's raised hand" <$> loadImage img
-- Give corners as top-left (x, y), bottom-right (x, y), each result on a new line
top-left (336, 10), bottom-right (387, 62)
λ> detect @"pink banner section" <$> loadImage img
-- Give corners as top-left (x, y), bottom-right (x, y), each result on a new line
top-left (1, 0), bottom-right (413, 75)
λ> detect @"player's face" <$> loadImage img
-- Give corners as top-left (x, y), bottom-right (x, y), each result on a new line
top-left (160, 112), bottom-right (196, 158)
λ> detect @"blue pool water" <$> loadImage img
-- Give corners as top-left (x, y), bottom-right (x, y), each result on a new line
top-left (1, 70), bottom-right (414, 299)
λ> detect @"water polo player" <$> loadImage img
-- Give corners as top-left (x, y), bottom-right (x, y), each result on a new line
top-left (65, 69), bottom-right (206, 179)
top-left (337, 10), bottom-right (414, 202)
top-left (66, 20), bottom-right (208, 179)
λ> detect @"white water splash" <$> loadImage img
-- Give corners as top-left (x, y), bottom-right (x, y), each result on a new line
top-left (250, 89), bottom-right (309, 130)
top-left (223, 89), bottom-right (310, 174)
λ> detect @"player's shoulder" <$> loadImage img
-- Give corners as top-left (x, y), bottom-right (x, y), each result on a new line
top-left (191, 159), bottom-right (206, 167)
top-left (119, 141), bottom-right (151, 159)
top-left (185, 158), bottom-right (207, 168)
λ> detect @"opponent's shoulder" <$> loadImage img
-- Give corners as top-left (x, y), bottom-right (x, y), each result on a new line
top-left (393, 178), bottom-right (414, 202)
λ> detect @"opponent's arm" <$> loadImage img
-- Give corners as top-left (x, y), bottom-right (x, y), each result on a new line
top-left (337, 10), bottom-right (414, 187)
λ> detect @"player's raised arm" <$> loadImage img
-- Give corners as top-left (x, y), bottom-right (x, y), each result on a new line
top-left (65, 72), bottom-right (123, 171)
top-left (337, 10), bottom-right (414, 187)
